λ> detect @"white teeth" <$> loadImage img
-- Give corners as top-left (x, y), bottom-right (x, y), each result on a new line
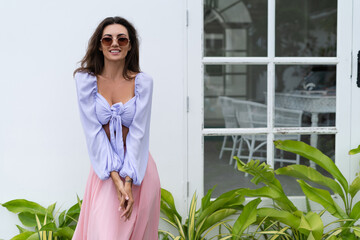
top-left (110, 50), bottom-right (120, 53)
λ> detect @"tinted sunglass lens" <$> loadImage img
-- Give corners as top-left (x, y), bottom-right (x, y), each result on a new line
top-left (101, 37), bottom-right (113, 46)
top-left (118, 38), bottom-right (129, 46)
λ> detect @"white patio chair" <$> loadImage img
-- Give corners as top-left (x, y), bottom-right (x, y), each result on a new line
top-left (218, 96), bottom-right (243, 165)
top-left (232, 99), bottom-right (302, 175)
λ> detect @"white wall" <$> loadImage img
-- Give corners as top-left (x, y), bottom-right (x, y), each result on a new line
top-left (0, 0), bottom-right (187, 238)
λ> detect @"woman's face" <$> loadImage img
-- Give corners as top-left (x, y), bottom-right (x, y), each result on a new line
top-left (100, 24), bottom-right (131, 63)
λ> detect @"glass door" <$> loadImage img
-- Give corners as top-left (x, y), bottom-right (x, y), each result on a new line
top-left (187, 0), bottom-right (352, 201)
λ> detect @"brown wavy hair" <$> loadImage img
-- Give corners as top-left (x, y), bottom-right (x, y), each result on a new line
top-left (74, 16), bottom-right (140, 79)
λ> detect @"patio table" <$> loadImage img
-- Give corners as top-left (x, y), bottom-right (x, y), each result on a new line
top-left (275, 90), bottom-right (336, 168)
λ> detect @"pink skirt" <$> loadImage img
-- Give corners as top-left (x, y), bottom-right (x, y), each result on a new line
top-left (72, 153), bottom-right (161, 240)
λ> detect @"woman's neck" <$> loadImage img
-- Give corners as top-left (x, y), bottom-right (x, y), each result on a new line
top-left (101, 59), bottom-right (125, 80)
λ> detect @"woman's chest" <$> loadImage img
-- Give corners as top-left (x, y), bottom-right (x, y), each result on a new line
top-left (97, 77), bottom-right (135, 106)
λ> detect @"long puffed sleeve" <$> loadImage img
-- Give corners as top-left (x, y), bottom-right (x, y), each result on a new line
top-left (74, 71), bottom-right (122, 180)
top-left (119, 72), bottom-right (153, 185)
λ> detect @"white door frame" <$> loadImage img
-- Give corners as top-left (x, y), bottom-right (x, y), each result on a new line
top-left (350, 0), bottom-right (360, 182)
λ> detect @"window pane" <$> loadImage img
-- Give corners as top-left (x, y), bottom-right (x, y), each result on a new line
top-left (274, 134), bottom-right (335, 196)
top-left (275, 65), bottom-right (336, 127)
top-left (204, 134), bottom-right (335, 197)
top-left (204, 65), bottom-right (267, 128)
top-left (204, 135), bottom-right (266, 198)
top-left (204, 0), bottom-right (267, 57)
top-left (276, 0), bottom-right (337, 57)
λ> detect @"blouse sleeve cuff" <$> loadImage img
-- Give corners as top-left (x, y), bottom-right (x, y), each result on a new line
top-left (119, 169), bottom-right (138, 185)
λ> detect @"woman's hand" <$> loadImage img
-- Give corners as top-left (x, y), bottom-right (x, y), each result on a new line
top-left (121, 176), bottom-right (134, 221)
top-left (110, 171), bottom-right (128, 213)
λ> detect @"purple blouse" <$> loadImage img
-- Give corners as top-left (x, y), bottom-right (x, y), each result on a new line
top-left (74, 71), bottom-right (153, 185)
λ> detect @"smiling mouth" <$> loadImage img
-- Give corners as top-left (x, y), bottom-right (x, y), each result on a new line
top-left (110, 50), bottom-right (121, 53)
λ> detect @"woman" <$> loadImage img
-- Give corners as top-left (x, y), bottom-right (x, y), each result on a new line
top-left (72, 16), bottom-right (161, 239)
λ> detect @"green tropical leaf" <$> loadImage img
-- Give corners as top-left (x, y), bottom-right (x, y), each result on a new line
top-left (194, 217), bottom-right (207, 240)
top-left (349, 175), bottom-right (360, 198)
top-left (276, 165), bottom-right (345, 202)
top-left (196, 189), bottom-right (241, 227)
top-left (53, 226), bottom-right (74, 238)
top-left (349, 145), bottom-right (360, 155)
top-left (274, 140), bottom-right (348, 193)
top-left (257, 208), bottom-right (301, 229)
top-left (201, 185), bottom-right (216, 212)
top-left (161, 201), bottom-right (178, 224)
top-left (239, 187), bottom-right (282, 199)
top-left (161, 217), bottom-right (178, 231)
top-left (24, 233), bottom-right (39, 240)
top-left (16, 225), bottom-right (28, 234)
top-left (298, 180), bottom-right (348, 219)
top-left (161, 188), bottom-right (182, 222)
top-left (236, 158), bottom-right (297, 212)
top-left (236, 158), bottom-right (281, 190)
top-left (76, 195), bottom-right (82, 209)
top-left (40, 222), bottom-right (57, 231)
top-left (46, 202), bottom-right (56, 219)
top-left (324, 229), bottom-right (342, 239)
top-left (2, 199), bottom-right (47, 215)
top-left (201, 220), bottom-right (232, 240)
top-left (352, 226), bottom-right (360, 237)
top-left (158, 230), bottom-right (177, 239)
top-left (161, 188), bottom-right (178, 213)
top-left (58, 210), bottom-right (66, 227)
top-left (224, 195), bottom-right (245, 210)
top-left (18, 212), bottom-right (44, 227)
top-left (298, 212), bottom-right (323, 240)
top-left (307, 232), bottom-right (316, 240)
top-left (9, 231), bottom-right (35, 240)
top-left (174, 215), bottom-right (185, 239)
top-left (349, 200), bottom-right (360, 221)
top-left (238, 187), bottom-right (295, 213)
top-left (188, 193), bottom-right (197, 240)
top-left (232, 198), bottom-right (261, 239)
top-left (64, 202), bottom-right (81, 225)
top-left (198, 208), bottom-right (236, 236)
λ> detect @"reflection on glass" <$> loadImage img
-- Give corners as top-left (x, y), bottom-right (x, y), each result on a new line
top-left (204, 65), bottom-right (267, 127)
top-left (274, 134), bottom-right (335, 196)
top-left (276, 0), bottom-right (337, 57)
top-left (205, 134), bottom-right (335, 197)
top-left (204, 0), bottom-right (267, 57)
top-left (204, 135), bottom-right (266, 198)
top-left (275, 65), bottom-right (336, 128)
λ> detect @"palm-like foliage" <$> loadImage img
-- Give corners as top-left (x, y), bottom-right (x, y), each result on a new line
top-left (1, 196), bottom-right (81, 240)
top-left (159, 187), bottom-right (245, 240)
top-left (273, 140), bottom-right (360, 238)
top-left (234, 140), bottom-right (360, 239)
top-left (235, 156), bottom-right (324, 239)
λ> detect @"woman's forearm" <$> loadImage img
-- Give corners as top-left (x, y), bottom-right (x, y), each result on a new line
top-left (110, 171), bottom-right (123, 187)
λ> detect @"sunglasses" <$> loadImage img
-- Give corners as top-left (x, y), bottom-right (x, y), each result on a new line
top-left (100, 36), bottom-right (129, 47)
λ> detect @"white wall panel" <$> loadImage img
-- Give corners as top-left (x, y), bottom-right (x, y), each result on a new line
top-left (0, 0), bottom-right (187, 238)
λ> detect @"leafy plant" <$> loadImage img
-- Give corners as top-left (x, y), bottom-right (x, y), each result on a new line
top-left (235, 156), bottom-right (323, 239)
top-left (272, 140), bottom-right (360, 238)
top-left (159, 186), bottom-right (246, 240)
top-left (233, 140), bottom-right (360, 239)
top-left (1, 196), bottom-right (82, 240)
top-left (159, 141), bottom-right (360, 240)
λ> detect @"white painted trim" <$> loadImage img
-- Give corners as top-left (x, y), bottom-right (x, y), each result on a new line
top-left (266, 0), bottom-right (276, 168)
top-left (203, 127), bottom-right (337, 136)
top-left (335, 0), bottom-right (353, 182)
top-left (181, 0), bottom-right (189, 216)
top-left (202, 57), bottom-right (339, 65)
top-left (350, 0), bottom-right (360, 182)
top-left (187, 0), bottom-right (204, 201)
